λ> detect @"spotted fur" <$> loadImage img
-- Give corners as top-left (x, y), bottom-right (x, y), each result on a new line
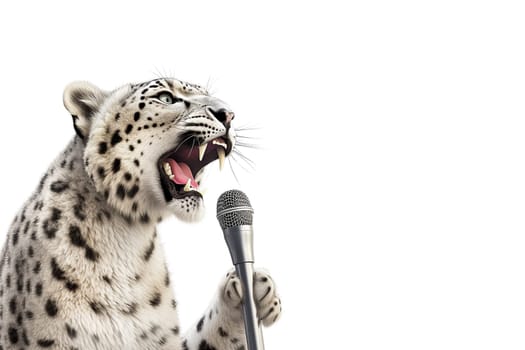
top-left (0, 78), bottom-right (281, 349)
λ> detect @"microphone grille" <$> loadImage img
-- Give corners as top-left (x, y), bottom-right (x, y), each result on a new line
top-left (216, 189), bottom-right (253, 229)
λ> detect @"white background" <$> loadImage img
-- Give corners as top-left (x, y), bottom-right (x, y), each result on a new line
top-left (0, 1), bottom-right (524, 349)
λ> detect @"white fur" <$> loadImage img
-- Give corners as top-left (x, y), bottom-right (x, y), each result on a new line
top-left (0, 78), bottom-right (280, 350)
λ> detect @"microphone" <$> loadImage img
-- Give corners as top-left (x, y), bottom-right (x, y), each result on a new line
top-left (217, 190), bottom-right (265, 350)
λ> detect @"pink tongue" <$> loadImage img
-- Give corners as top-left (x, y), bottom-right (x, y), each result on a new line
top-left (167, 159), bottom-right (199, 189)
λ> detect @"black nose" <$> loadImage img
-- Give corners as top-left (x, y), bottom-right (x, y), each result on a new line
top-left (209, 108), bottom-right (235, 127)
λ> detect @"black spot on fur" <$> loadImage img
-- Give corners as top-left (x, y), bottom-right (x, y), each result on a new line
top-left (198, 340), bottom-right (217, 350)
top-left (149, 292), bottom-right (161, 307)
top-left (12, 229), bottom-right (19, 246)
top-left (50, 180), bottom-right (69, 193)
top-left (134, 112), bottom-right (140, 121)
top-left (97, 166), bottom-right (105, 178)
top-left (139, 102), bottom-right (145, 109)
top-left (42, 207), bottom-right (62, 239)
top-left (140, 213), bottom-right (149, 223)
top-left (99, 142), bottom-right (108, 154)
top-left (51, 208), bottom-right (61, 221)
top-left (37, 339), bottom-right (55, 347)
top-left (90, 301), bottom-right (104, 314)
top-left (65, 281), bottom-right (79, 291)
top-left (16, 276), bottom-right (23, 293)
top-left (112, 158), bottom-right (121, 173)
top-left (73, 202), bottom-right (86, 221)
top-left (124, 172), bottom-right (132, 181)
top-left (45, 299), bottom-right (58, 317)
top-left (9, 296), bottom-right (17, 314)
top-left (143, 240), bottom-right (155, 261)
top-left (28, 245), bottom-right (34, 257)
top-left (127, 185), bottom-right (139, 198)
top-left (23, 221), bottom-right (30, 235)
top-left (85, 246), bottom-right (99, 261)
top-left (35, 282), bottom-right (43, 296)
top-left (66, 323), bottom-right (77, 339)
top-left (125, 124), bottom-right (133, 134)
top-left (69, 225), bottom-right (86, 246)
top-left (8, 327), bottom-right (19, 344)
top-left (50, 257), bottom-right (79, 291)
top-left (116, 184), bottom-right (126, 200)
top-left (111, 130), bottom-right (123, 146)
top-left (218, 327), bottom-right (228, 337)
top-left (197, 316), bottom-right (205, 332)
top-left (51, 258), bottom-right (66, 280)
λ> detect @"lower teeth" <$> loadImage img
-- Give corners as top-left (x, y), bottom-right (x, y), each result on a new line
top-left (183, 179), bottom-right (198, 192)
top-left (184, 179), bottom-right (191, 192)
top-left (163, 162), bottom-right (173, 176)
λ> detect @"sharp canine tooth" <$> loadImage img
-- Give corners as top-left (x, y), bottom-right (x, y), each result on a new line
top-left (217, 148), bottom-right (225, 171)
top-left (199, 143), bottom-right (208, 161)
top-left (169, 175), bottom-right (174, 180)
top-left (184, 179), bottom-right (191, 192)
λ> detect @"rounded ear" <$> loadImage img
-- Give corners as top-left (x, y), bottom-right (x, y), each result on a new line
top-left (63, 81), bottom-right (108, 140)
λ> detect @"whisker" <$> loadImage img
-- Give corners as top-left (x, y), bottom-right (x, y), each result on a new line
top-left (230, 154), bottom-right (255, 174)
top-left (151, 66), bottom-right (162, 79)
top-left (205, 76), bottom-right (217, 95)
top-left (234, 126), bottom-right (261, 132)
top-left (235, 142), bottom-right (261, 150)
top-left (187, 138), bottom-right (196, 158)
top-left (228, 157), bottom-right (241, 185)
top-left (232, 150), bottom-right (256, 171)
top-left (151, 66), bottom-right (171, 80)
top-left (169, 135), bottom-right (194, 154)
top-left (235, 134), bottom-right (262, 140)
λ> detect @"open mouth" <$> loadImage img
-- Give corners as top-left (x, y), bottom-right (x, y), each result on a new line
top-left (158, 137), bottom-right (232, 201)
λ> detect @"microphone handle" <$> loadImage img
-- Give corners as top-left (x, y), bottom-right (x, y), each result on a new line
top-left (223, 225), bottom-right (265, 350)
top-left (235, 262), bottom-right (265, 350)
